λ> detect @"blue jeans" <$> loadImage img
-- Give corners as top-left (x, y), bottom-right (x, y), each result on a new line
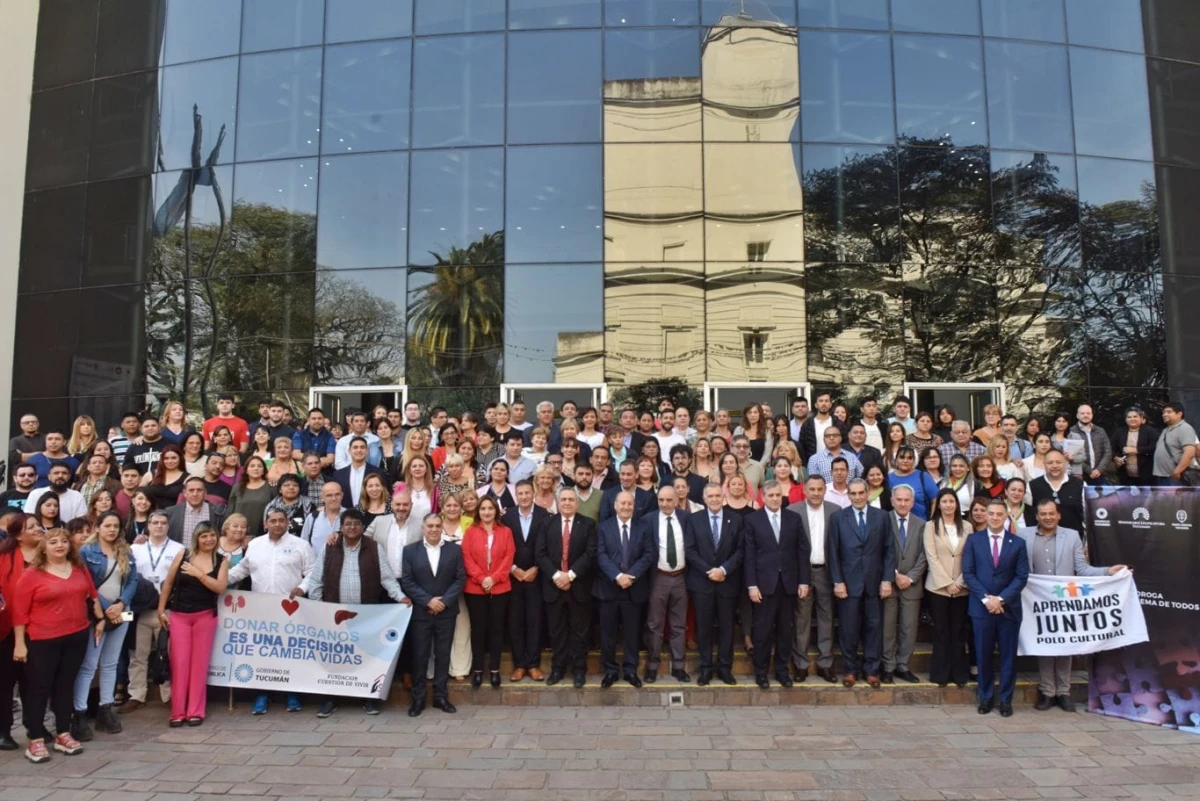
top-left (74, 623), bottom-right (126, 710)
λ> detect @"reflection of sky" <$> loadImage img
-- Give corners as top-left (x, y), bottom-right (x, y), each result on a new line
top-left (235, 48), bottom-right (322, 163)
top-left (161, 0), bottom-right (241, 65)
top-left (507, 146), bottom-right (603, 264)
top-left (234, 159), bottom-right (317, 214)
top-left (892, 0), bottom-right (980, 35)
top-left (510, 0), bottom-right (603, 30)
top-left (893, 35), bottom-right (986, 147)
top-left (241, 0), bottom-right (324, 53)
top-left (605, 28), bottom-right (701, 80)
top-left (326, 0), bottom-right (412, 42)
top-left (984, 40), bottom-right (1072, 154)
top-left (415, 0), bottom-right (505, 35)
top-left (1070, 48), bottom-right (1152, 161)
top-left (800, 31), bottom-right (894, 145)
top-left (317, 153), bottom-right (408, 270)
top-left (605, 0), bottom-right (700, 27)
top-left (798, 0), bottom-right (888, 29)
top-left (408, 149), bottom-right (503, 265)
top-left (981, 0), bottom-right (1065, 42)
top-left (159, 58), bottom-right (238, 170)
top-left (322, 40), bottom-right (411, 154)
top-left (1064, 0), bottom-right (1144, 53)
top-left (504, 265), bottom-right (603, 383)
top-left (508, 31), bottom-right (602, 144)
top-left (412, 35), bottom-right (505, 148)
top-left (1077, 157), bottom-right (1154, 208)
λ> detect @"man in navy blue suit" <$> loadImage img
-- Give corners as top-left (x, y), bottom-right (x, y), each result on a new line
top-left (828, 478), bottom-right (895, 688)
top-left (744, 481), bottom-right (811, 689)
top-left (962, 499), bottom-right (1030, 717)
top-left (333, 436), bottom-right (389, 509)
top-left (593, 491), bottom-right (656, 688)
top-left (683, 483), bottom-right (744, 686)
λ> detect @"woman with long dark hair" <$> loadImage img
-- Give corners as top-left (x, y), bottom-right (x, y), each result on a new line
top-left (0, 515), bottom-right (42, 750)
top-left (180, 432), bottom-right (208, 479)
top-left (734, 403), bottom-right (767, 462)
top-left (143, 445), bottom-right (186, 509)
top-left (228, 456), bottom-right (275, 538)
top-left (33, 493), bottom-right (62, 532)
top-left (123, 489), bottom-right (154, 544)
top-left (924, 489), bottom-right (970, 687)
top-left (462, 497), bottom-right (514, 689)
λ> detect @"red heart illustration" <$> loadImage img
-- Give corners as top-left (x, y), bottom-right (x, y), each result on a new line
top-left (334, 610), bottom-right (358, 625)
top-left (281, 599), bottom-right (299, 616)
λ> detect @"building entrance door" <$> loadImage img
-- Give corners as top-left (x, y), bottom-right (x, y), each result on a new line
top-left (309, 385), bottom-right (409, 428)
top-left (702, 382), bottom-right (812, 419)
top-left (902, 383), bottom-right (1006, 430)
top-left (499, 384), bottom-right (608, 410)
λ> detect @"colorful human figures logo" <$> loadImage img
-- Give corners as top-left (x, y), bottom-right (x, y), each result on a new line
top-left (1053, 582), bottom-right (1094, 598)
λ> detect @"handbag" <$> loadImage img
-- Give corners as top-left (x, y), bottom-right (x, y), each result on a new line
top-left (131, 576), bottom-right (160, 614)
top-left (147, 627), bottom-right (170, 685)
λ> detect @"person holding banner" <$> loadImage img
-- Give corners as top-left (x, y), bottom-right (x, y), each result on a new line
top-left (1016, 500), bottom-right (1126, 713)
top-left (295, 509), bottom-right (411, 717)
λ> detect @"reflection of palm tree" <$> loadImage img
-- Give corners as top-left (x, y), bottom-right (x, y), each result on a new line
top-left (408, 232), bottom-right (504, 385)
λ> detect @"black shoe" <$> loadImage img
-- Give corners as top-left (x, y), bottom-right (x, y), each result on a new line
top-left (644, 668), bottom-right (657, 684)
top-left (1056, 694), bottom-right (1076, 713)
top-left (432, 698), bottom-right (456, 714)
top-left (977, 699), bottom-right (994, 715)
top-left (697, 671), bottom-right (712, 686)
top-left (895, 670), bottom-right (920, 684)
top-left (490, 672), bottom-right (501, 689)
top-left (775, 673), bottom-right (793, 688)
top-left (0, 735), bottom-right (17, 751)
top-left (316, 700), bottom-right (337, 718)
top-left (717, 670), bottom-right (737, 686)
top-left (600, 673), bottom-right (617, 689)
top-left (573, 673), bottom-right (586, 689)
top-left (880, 671), bottom-right (894, 684)
top-left (756, 676), bottom-right (770, 690)
top-left (816, 667), bottom-right (837, 684)
top-left (98, 704), bottom-right (122, 734)
top-left (407, 701), bottom-right (424, 718)
top-left (623, 673), bottom-right (643, 688)
top-left (792, 669), bottom-right (807, 683)
top-left (671, 669), bottom-right (691, 683)
top-left (363, 700), bottom-right (382, 715)
top-left (968, 672), bottom-right (978, 683)
top-left (546, 671), bottom-right (564, 686)
top-left (1034, 692), bottom-right (1054, 711)
top-left (471, 671), bottom-right (483, 689)
top-left (999, 701), bottom-right (1013, 718)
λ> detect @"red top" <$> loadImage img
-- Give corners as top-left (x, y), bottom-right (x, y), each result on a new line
top-left (462, 523), bottom-right (516, 595)
top-left (203, 415), bottom-right (250, 449)
top-left (12, 565), bottom-right (97, 641)
top-left (755, 482), bottom-right (806, 508)
top-left (0, 551), bottom-right (27, 641)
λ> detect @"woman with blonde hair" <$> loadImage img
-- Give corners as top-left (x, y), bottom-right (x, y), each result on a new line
top-left (436, 453), bottom-right (474, 502)
top-left (531, 464), bottom-right (558, 513)
top-left (987, 434), bottom-right (1025, 482)
top-left (400, 427), bottom-right (429, 475)
top-left (67, 416), bottom-right (98, 460)
top-left (972, 404), bottom-right (1003, 448)
top-left (357, 473), bottom-right (390, 528)
top-left (158, 401), bottom-right (194, 447)
top-left (265, 438), bottom-right (303, 486)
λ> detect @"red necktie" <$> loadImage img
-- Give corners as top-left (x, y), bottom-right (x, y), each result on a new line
top-left (561, 518), bottom-right (571, 573)
top-left (991, 535), bottom-right (1001, 568)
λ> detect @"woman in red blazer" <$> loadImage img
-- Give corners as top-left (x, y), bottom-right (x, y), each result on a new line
top-left (462, 496), bottom-right (515, 689)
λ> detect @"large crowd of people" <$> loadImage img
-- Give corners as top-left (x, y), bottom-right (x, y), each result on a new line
top-left (1, 392), bottom-right (1180, 761)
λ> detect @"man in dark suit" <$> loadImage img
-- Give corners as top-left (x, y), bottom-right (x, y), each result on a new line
top-left (744, 481), bottom-right (811, 689)
top-left (166, 477), bottom-right (226, 547)
top-left (684, 483), bottom-right (744, 686)
top-left (333, 436), bottom-right (389, 509)
top-left (534, 486), bottom-right (598, 688)
top-left (593, 491), bottom-right (656, 688)
top-left (501, 479), bottom-right (550, 682)
top-left (829, 478), bottom-right (895, 688)
top-left (599, 461), bottom-right (656, 522)
top-left (962, 499), bottom-right (1030, 717)
top-left (881, 485), bottom-right (927, 684)
top-left (798, 392), bottom-right (849, 465)
top-left (399, 513), bottom-right (467, 717)
top-left (787, 475), bottom-right (839, 683)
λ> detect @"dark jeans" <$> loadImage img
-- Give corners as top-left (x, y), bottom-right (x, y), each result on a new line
top-left (24, 629), bottom-right (89, 741)
top-left (465, 592), bottom-right (510, 673)
top-left (508, 580), bottom-right (543, 670)
top-left (0, 632), bottom-right (27, 733)
top-left (927, 593), bottom-right (970, 686)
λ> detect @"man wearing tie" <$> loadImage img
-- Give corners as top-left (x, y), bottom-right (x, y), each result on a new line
top-left (501, 479), bottom-right (549, 682)
top-left (881, 485), bottom-right (927, 684)
top-left (787, 475), bottom-right (838, 683)
top-left (744, 481), bottom-right (811, 689)
top-left (962, 499), bottom-right (1030, 717)
top-left (594, 491), bottom-right (656, 688)
top-left (644, 486), bottom-right (691, 683)
top-left (534, 487), bottom-right (597, 688)
top-left (684, 483), bottom-right (744, 686)
top-left (828, 478), bottom-right (895, 688)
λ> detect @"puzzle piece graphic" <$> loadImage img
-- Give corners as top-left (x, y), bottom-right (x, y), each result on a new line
top-left (1097, 692), bottom-right (1174, 726)
top-left (1090, 660), bottom-right (1128, 696)
top-left (1122, 652), bottom-right (1165, 693)
top-left (1152, 636), bottom-right (1200, 677)
top-left (1165, 688), bottom-right (1200, 730)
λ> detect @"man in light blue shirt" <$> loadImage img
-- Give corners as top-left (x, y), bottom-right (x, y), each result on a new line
top-left (334, 411), bottom-right (382, 469)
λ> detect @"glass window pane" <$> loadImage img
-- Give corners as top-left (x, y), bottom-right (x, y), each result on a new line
top-left (326, 0), bottom-right (412, 43)
top-left (412, 34), bottom-right (505, 149)
top-left (800, 32), bottom-right (894, 145)
top-left (899, 145), bottom-right (990, 265)
top-left (1077, 157), bottom-right (1158, 273)
top-left (704, 144), bottom-right (804, 264)
top-left (26, 84), bottom-right (92, 191)
top-left (802, 144), bottom-right (901, 263)
top-left (241, 0), bottom-right (324, 53)
top-left (415, 0), bottom-right (505, 34)
top-left (1143, 0), bottom-right (1200, 64)
top-left (1159, 164), bottom-right (1200, 277)
top-left (33, 0), bottom-right (98, 89)
top-left (407, 265), bottom-right (503, 386)
top-left (991, 151), bottom-right (1080, 270)
top-left (605, 0), bottom-right (699, 26)
top-left (89, 71), bottom-right (157, 181)
top-left (215, 274), bottom-right (316, 391)
top-left (892, 0), bottom-right (981, 35)
top-left (1070, 47), bottom-right (1152, 160)
top-left (603, 265), bottom-right (705, 384)
top-left (603, 143), bottom-right (704, 263)
top-left (20, 187), bottom-right (85, 293)
top-left (316, 270), bottom-right (407, 385)
top-left (706, 270), bottom-right (806, 382)
top-left (894, 35), bottom-right (986, 147)
top-left (1066, 0), bottom-right (1144, 52)
top-left (805, 262), bottom-right (904, 394)
top-left (83, 177), bottom-right (152, 287)
top-left (902, 263), bottom-right (1001, 382)
top-left (981, 0), bottom-right (1066, 42)
top-left (409, 148), bottom-right (504, 266)
top-left (14, 291), bottom-right (79, 399)
top-left (236, 48), bottom-right (323, 162)
top-left (317, 152), bottom-right (408, 270)
top-left (604, 29), bottom-right (702, 144)
top-left (984, 40), bottom-right (1073, 154)
top-left (507, 146), bottom-right (602, 264)
top-left (798, 0), bottom-right (889, 30)
top-left (604, 28), bottom-right (701, 82)
top-left (322, 40), bottom-right (411, 154)
top-left (151, 165), bottom-right (233, 284)
top-left (1147, 58), bottom-right (1200, 170)
top-left (95, 0), bottom-right (163, 78)
top-left (703, 17), bottom-right (799, 143)
top-left (159, 58), bottom-right (239, 171)
top-left (508, 31), bottom-right (601, 144)
top-left (230, 159), bottom-right (319, 274)
top-left (162, 0), bottom-right (241, 65)
top-left (510, 0), bottom-right (603, 29)
top-left (701, 0), bottom-right (796, 26)
top-left (505, 264), bottom-right (603, 383)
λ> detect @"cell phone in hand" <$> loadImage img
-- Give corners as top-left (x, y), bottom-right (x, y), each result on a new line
top-left (121, 610), bottom-right (134, 622)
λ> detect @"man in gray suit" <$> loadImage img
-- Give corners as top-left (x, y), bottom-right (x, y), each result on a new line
top-left (1016, 499), bottom-right (1126, 712)
top-left (881, 485), bottom-right (927, 684)
top-left (788, 475), bottom-right (838, 683)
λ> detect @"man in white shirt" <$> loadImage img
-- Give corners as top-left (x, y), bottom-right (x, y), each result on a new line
top-left (24, 464), bottom-right (87, 521)
top-left (825, 458), bottom-right (852, 509)
top-left (510, 401), bottom-right (532, 433)
top-left (788, 475), bottom-right (838, 683)
top-left (227, 509), bottom-right (316, 715)
top-left (300, 482), bottom-right (346, 561)
top-left (652, 410), bottom-right (686, 466)
top-left (365, 490), bottom-right (420, 570)
top-left (495, 431), bottom-right (536, 484)
top-left (644, 486), bottom-right (690, 683)
top-left (124, 511), bottom-right (184, 712)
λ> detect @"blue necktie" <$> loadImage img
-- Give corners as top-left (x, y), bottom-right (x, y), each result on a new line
top-left (898, 517), bottom-right (907, 548)
top-left (858, 510), bottom-right (866, 539)
top-left (711, 515), bottom-right (720, 549)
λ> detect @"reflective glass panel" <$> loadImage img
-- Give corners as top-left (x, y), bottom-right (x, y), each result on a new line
top-left (1147, 58), bottom-right (1200, 170)
top-left (991, 151), bottom-right (1080, 271)
top-left (996, 268), bottom-right (1086, 387)
top-left (701, 0), bottom-right (796, 26)
top-left (1143, 0), bottom-right (1200, 64)
top-left (407, 265), bottom-right (503, 386)
top-left (800, 32), bottom-right (894, 145)
top-left (1065, 0), bottom-right (1144, 52)
top-left (89, 71), bottom-right (157, 181)
top-left (705, 269), bottom-right (806, 382)
top-left (605, 0), bottom-right (699, 26)
top-left (315, 270), bottom-right (407, 385)
top-left (1085, 269), bottom-right (1166, 389)
top-left (902, 263), bottom-right (1001, 382)
top-left (159, 58), bottom-right (239, 171)
top-left (150, 165), bottom-right (234, 284)
top-left (230, 159), bottom-right (319, 274)
top-left (33, 0), bottom-right (98, 89)
top-left (510, 0), bottom-right (603, 29)
top-left (1164, 275), bottom-right (1200, 384)
top-left (82, 176), bottom-right (152, 287)
top-left (415, 0), bottom-right (505, 34)
top-left (981, 0), bottom-right (1066, 42)
top-left (892, 0), bottom-right (981, 35)
top-left (214, 274), bottom-right (316, 391)
top-left (802, 144), bottom-right (901, 264)
top-left (1070, 47), bottom-right (1152, 160)
top-left (409, 148), bottom-right (504, 267)
top-left (893, 35), bottom-right (986, 147)
top-left (14, 291), bottom-right (79, 398)
top-left (604, 29), bottom-right (702, 144)
top-left (20, 187), bottom-right (85, 293)
top-left (703, 18), bottom-right (799, 143)
top-left (984, 40), bottom-right (1073, 154)
top-left (326, 0), bottom-right (412, 42)
top-left (797, 0), bottom-right (889, 30)
top-left (317, 152), bottom-right (408, 270)
top-left (236, 48), bottom-right (323, 162)
top-left (508, 31), bottom-right (602, 144)
top-left (76, 285), bottom-right (146, 368)
top-left (162, 0), bottom-right (241, 65)
top-left (26, 83), bottom-right (92, 191)
top-left (507, 146), bottom-right (603, 264)
top-left (95, 0), bottom-right (163, 78)
top-left (805, 262), bottom-right (905, 393)
top-left (603, 143), bottom-right (704, 263)
top-left (412, 34), bottom-right (505, 149)
top-left (505, 264), bottom-right (604, 383)
top-left (1158, 164), bottom-right (1200, 277)
top-left (604, 28), bottom-right (701, 82)
top-left (241, 0), bottom-right (324, 53)
top-left (704, 144), bottom-right (805, 264)
top-left (322, 40), bottom-right (411, 154)
top-left (1077, 157), bottom-right (1158, 273)
top-left (603, 265), bottom-right (705, 384)
top-left (898, 145), bottom-right (990, 265)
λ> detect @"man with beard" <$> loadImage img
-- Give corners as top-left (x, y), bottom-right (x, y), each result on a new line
top-left (27, 431), bottom-right (78, 489)
top-left (0, 463), bottom-right (37, 510)
top-left (23, 463), bottom-right (86, 520)
top-left (123, 418), bottom-right (165, 476)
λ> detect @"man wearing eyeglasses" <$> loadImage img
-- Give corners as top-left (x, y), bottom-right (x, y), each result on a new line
top-left (731, 435), bottom-right (764, 496)
top-left (1028, 450), bottom-right (1084, 533)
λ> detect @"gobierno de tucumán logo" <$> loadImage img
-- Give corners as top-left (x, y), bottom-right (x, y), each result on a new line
top-left (234, 663), bottom-right (255, 683)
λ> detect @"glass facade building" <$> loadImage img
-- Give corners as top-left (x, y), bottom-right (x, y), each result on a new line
top-left (13, 0), bottom-right (1200, 428)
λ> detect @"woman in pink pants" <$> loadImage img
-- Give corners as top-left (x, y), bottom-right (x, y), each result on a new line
top-left (157, 522), bottom-right (229, 727)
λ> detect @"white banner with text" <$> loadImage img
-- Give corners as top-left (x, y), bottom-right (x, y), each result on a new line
top-left (1018, 570), bottom-right (1148, 656)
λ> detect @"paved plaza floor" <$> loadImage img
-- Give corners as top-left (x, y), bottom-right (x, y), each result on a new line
top-left (0, 702), bottom-right (1198, 801)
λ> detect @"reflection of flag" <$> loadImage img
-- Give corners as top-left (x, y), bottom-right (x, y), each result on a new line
top-left (153, 167), bottom-right (217, 236)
